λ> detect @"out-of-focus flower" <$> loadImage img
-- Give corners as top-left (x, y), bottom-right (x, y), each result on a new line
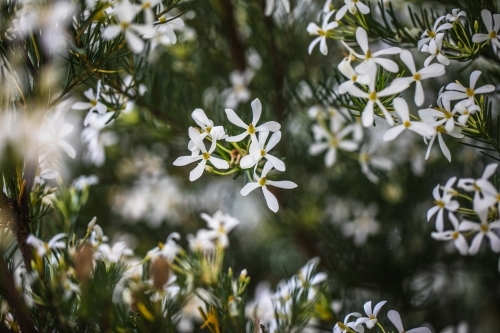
top-left (27, 233), bottom-right (66, 257)
top-left (388, 310), bottom-right (431, 333)
top-left (335, 0), bottom-right (370, 21)
top-left (222, 69), bottom-right (254, 109)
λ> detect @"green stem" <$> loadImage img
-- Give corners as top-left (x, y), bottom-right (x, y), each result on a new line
top-left (376, 322), bottom-right (387, 333)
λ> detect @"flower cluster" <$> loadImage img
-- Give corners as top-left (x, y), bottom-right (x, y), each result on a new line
top-left (428, 163), bottom-right (500, 256)
top-left (334, 300), bottom-right (430, 333)
top-left (173, 98), bottom-right (297, 212)
top-left (246, 257), bottom-right (328, 332)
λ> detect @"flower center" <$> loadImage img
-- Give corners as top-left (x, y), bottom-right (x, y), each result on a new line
top-left (443, 110), bottom-right (452, 119)
top-left (247, 123), bottom-right (256, 134)
top-left (403, 121), bottom-right (411, 128)
top-left (466, 87), bottom-right (474, 97)
top-left (206, 126), bottom-right (212, 133)
top-left (159, 17), bottom-right (167, 23)
top-left (413, 73), bottom-right (421, 81)
top-left (337, 322), bottom-right (346, 330)
top-left (260, 149), bottom-right (266, 157)
top-left (480, 223), bottom-right (490, 233)
top-left (434, 200), bottom-right (445, 208)
top-left (258, 177), bottom-right (266, 186)
top-left (365, 49), bottom-right (372, 59)
top-left (473, 182), bottom-right (481, 191)
top-left (368, 91), bottom-right (377, 101)
top-left (90, 99), bottom-right (97, 106)
top-left (490, 31), bottom-right (497, 39)
top-left (329, 137), bottom-right (338, 147)
top-left (452, 231), bottom-right (459, 239)
top-left (120, 22), bottom-right (130, 30)
top-left (318, 29), bottom-right (326, 37)
top-left (369, 315), bottom-right (376, 320)
top-left (142, 1), bottom-right (151, 8)
top-left (427, 30), bottom-right (436, 38)
top-left (202, 152), bottom-right (210, 160)
top-left (436, 125), bottom-right (446, 133)
top-left (351, 75), bottom-right (357, 82)
top-left (359, 153), bottom-right (370, 162)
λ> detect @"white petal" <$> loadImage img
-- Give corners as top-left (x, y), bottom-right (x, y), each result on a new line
top-left (240, 182), bottom-right (260, 196)
top-left (103, 25), bottom-right (122, 40)
top-left (262, 186), bottom-right (279, 212)
top-left (225, 108), bottom-right (248, 129)
top-left (266, 180), bottom-right (297, 189)
top-left (256, 121), bottom-right (281, 132)
top-left (251, 98), bottom-right (262, 125)
top-left (265, 154), bottom-right (286, 171)
top-left (189, 161), bottom-right (206, 181)
top-left (72, 102), bottom-right (92, 110)
top-left (383, 126), bottom-right (405, 141)
top-left (356, 27), bottom-right (369, 54)
top-left (437, 133), bottom-right (451, 162)
top-left (209, 156), bottom-right (229, 169)
top-left (240, 155), bottom-right (257, 169)
top-left (173, 155), bottom-right (197, 166)
top-left (469, 70), bottom-right (482, 89)
top-left (58, 141), bottom-right (76, 159)
top-left (387, 310), bottom-right (404, 333)
top-left (125, 30), bottom-right (144, 53)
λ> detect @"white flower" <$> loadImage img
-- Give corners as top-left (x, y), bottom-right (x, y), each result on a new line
top-left (72, 81), bottom-right (107, 126)
top-left (441, 70), bottom-right (495, 104)
top-left (342, 27), bottom-right (401, 73)
top-left (460, 216), bottom-right (500, 255)
top-left (457, 163), bottom-right (498, 219)
top-left (81, 112), bottom-right (117, 167)
top-left (187, 229), bottom-right (215, 253)
top-left (355, 300), bottom-right (386, 329)
top-left (264, 0), bottom-right (290, 16)
top-left (173, 127), bottom-right (230, 181)
top-left (333, 312), bottom-right (364, 333)
top-left (240, 162), bottom-right (297, 213)
top-left (138, 0), bottom-right (162, 24)
top-left (97, 242), bottom-right (134, 262)
top-left (418, 105), bottom-right (464, 162)
top-left (240, 131), bottom-right (285, 171)
top-left (307, 11), bottom-right (338, 55)
top-left (358, 143), bottom-right (393, 183)
top-left (27, 233), bottom-right (66, 257)
top-left (431, 213), bottom-right (468, 256)
top-left (147, 233), bottom-right (181, 262)
top-left (73, 175), bottom-right (99, 191)
top-left (202, 211), bottom-right (240, 248)
top-left (342, 65), bottom-right (409, 127)
top-left (418, 16), bottom-right (453, 50)
top-left (335, 0), bottom-right (370, 21)
top-left (382, 98), bottom-right (435, 141)
top-left (188, 108), bottom-right (226, 151)
top-left (392, 50), bottom-right (446, 106)
top-left (421, 33), bottom-right (450, 67)
top-left (427, 184), bottom-right (459, 232)
top-left (323, 0), bottom-right (335, 13)
top-left (308, 123), bottom-right (358, 167)
top-left (150, 14), bottom-right (185, 45)
top-left (419, 96), bottom-right (457, 133)
top-left (472, 9), bottom-right (500, 48)
top-left (39, 116), bottom-right (76, 159)
top-left (223, 69), bottom-right (254, 109)
top-left (454, 100), bottom-right (480, 126)
top-left (225, 98), bottom-right (280, 142)
top-left (342, 203), bottom-right (380, 246)
top-left (102, 0), bottom-right (156, 53)
top-left (387, 310), bottom-right (431, 333)
top-left (338, 56), bottom-right (371, 94)
top-left (446, 9), bottom-right (466, 23)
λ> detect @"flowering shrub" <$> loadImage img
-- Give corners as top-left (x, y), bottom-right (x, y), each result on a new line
top-left (1, 0), bottom-right (500, 332)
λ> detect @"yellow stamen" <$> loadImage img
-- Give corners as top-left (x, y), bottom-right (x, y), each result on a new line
top-left (247, 123), bottom-right (256, 134)
top-left (202, 152), bottom-right (210, 160)
top-left (413, 73), bottom-right (421, 81)
top-left (404, 121), bottom-right (411, 128)
top-left (258, 177), bottom-right (266, 186)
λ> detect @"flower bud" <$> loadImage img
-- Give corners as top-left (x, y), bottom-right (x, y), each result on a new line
top-left (87, 217), bottom-right (97, 233)
top-left (474, 20), bottom-right (478, 32)
top-left (75, 243), bottom-right (94, 283)
top-left (150, 256), bottom-right (170, 290)
top-left (204, 165), bottom-right (214, 172)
